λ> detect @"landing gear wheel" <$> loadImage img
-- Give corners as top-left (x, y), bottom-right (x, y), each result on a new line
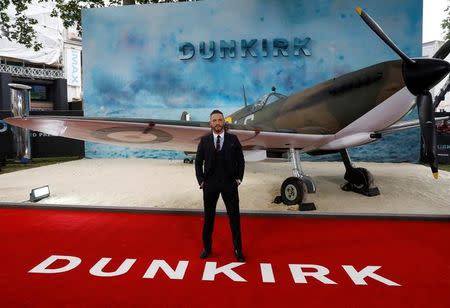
top-left (281, 177), bottom-right (306, 205)
top-left (183, 158), bottom-right (193, 164)
top-left (346, 167), bottom-right (370, 189)
top-left (342, 167), bottom-right (380, 196)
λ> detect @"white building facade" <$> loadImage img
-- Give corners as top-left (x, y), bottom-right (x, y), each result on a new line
top-left (422, 40), bottom-right (450, 112)
top-left (0, 0), bottom-right (82, 109)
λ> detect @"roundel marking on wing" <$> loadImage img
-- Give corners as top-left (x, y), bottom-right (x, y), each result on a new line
top-left (91, 126), bottom-right (173, 144)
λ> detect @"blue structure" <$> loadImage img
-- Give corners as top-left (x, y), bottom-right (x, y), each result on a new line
top-left (82, 0), bottom-right (422, 161)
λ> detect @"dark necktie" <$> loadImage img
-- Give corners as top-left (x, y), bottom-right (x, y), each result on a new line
top-left (216, 135), bottom-right (221, 151)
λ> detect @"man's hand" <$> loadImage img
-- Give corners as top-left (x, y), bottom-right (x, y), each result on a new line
top-left (235, 179), bottom-right (241, 186)
top-left (200, 182), bottom-right (204, 189)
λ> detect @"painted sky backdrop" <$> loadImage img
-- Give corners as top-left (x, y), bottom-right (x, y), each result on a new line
top-left (82, 0), bottom-right (423, 161)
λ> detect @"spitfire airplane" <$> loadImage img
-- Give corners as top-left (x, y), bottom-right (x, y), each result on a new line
top-left (5, 7), bottom-right (450, 206)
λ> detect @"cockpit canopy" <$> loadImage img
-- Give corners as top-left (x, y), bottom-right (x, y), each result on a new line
top-left (253, 91), bottom-right (287, 110)
top-left (226, 89), bottom-right (287, 125)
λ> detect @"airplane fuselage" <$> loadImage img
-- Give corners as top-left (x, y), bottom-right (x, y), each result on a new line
top-left (227, 60), bottom-right (413, 136)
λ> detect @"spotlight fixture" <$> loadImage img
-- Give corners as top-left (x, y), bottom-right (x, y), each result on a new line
top-left (30, 185), bottom-right (50, 202)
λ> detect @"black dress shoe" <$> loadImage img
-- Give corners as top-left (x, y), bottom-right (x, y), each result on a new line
top-left (235, 250), bottom-right (245, 262)
top-left (200, 249), bottom-right (210, 259)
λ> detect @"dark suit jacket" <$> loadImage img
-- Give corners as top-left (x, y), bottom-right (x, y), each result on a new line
top-left (195, 131), bottom-right (245, 186)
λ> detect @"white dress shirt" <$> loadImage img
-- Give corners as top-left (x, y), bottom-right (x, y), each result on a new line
top-left (213, 131), bottom-right (224, 150)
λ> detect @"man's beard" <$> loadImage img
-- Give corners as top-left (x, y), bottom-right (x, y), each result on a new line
top-left (213, 125), bottom-right (223, 133)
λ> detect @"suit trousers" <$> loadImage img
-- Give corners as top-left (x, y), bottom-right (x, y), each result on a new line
top-left (202, 180), bottom-right (242, 252)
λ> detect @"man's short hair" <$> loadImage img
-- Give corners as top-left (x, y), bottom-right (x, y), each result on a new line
top-left (210, 109), bottom-right (224, 117)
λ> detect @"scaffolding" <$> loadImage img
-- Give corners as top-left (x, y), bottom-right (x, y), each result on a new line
top-left (0, 63), bottom-right (64, 80)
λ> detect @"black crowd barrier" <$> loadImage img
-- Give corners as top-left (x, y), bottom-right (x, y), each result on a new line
top-left (437, 134), bottom-right (450, 164)
top-left (0, 111), bottom-right (13, 164)
top-left (435, 112), bottom-right (450, 164)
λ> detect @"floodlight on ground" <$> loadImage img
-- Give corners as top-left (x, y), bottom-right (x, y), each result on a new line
top-left (30, 185), bottom-right (50, 202)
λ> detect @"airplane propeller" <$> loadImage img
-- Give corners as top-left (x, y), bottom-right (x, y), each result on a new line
top-left (356, 7), bottom-right (450, 179)
top-left (433, 41), bottom-right (450, 110)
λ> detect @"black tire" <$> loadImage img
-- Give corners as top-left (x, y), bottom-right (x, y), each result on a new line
top-left (183, 158), bottom-right (190, 164)
top-left (354, 167), bottom-right (370, 190)
top-left (344, 167), bottom-right (373, 190)
top-left (281, 177), bottom-right (306, 205)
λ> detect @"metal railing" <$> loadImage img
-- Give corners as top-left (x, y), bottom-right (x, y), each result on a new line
top-left (0, 63), bottom-right (64, 79)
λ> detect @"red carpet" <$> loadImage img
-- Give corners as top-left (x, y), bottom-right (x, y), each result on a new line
top-left (0, 207), bottom-right (449, 307)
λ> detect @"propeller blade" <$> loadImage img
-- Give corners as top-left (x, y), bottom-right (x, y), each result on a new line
top-left (356, 7), bottom-right (415, 65)
top-left (417, 92), bottom-right (439, 179)
top-left (432, 41), bottom-right (450, 109)
top-left (433, 40), bottom-right (450, 59)
top-left (433, 76), bottom-right (450, 109)
top-left (356, 7), bottom-right (446, 178)
top-left (356, 7), bottom-right (450, 94)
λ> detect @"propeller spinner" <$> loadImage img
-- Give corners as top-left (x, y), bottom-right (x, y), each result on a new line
top-left (356, 6), bottom-right (450, 179)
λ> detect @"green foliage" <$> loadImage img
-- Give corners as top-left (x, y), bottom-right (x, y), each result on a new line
top-left (442, 2), bottom-right (450, 41)
top-left (0, 0), bottom-right (42, 51)
top-left (0, 0), bottom-right (196, 51)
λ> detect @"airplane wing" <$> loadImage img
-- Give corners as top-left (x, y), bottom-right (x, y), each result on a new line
top-left (377, 117), bottom-right (449, 134)
top-left (5, 116), bottom-right (332, 152)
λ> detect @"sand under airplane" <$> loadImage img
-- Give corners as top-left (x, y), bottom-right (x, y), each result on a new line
top-left (5, 7), bottom-right (450, 206)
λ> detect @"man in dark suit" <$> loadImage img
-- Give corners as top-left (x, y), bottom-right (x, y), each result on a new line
top-left (195, 109), bottom-right (245, 262)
